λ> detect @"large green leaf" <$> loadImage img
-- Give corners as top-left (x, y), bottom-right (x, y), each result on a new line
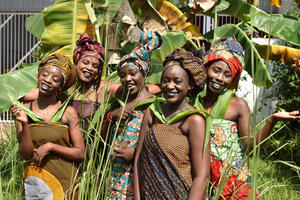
top-left (219, 0), bottom-right (300, 46)
top-left (41, 0), bottom-right (91, 60)
top-left (204, 24), bottom-right (273, 88)
top-left (25, 13), bottom-right (45, 40)
top-left (0, 63), bottom-right (38, 114)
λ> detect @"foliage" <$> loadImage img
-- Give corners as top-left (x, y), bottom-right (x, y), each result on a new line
top-left (263, 62), bottom-right (300, 165)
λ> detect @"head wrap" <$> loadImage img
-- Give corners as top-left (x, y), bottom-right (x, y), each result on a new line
top-left (163, 48), bottom-right (207, 96)
top-left (38, 53), bottom-right (75, 91)
top-left (118, 31), bottom-right (162, 77)
top-left (204, 37), bottom-right (244, 81)
top-left (73, 33), bottom-right (105, 65)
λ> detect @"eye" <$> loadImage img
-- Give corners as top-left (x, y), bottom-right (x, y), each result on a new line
top-left (213, 67), bottom-right (220, 73)
top-left (225, 72), bottom-right (232, 78)
top-left (130, 70), bottom-right (137, 76)
top-left (119, 72), bottom-right (126, 79)
top-left (162, 77), bottom-right (169, 83)
top-left (174, 78), bottom-right (183, 84)
top-left (82, 59), bottom-right (89, 65)
top-left (42, 71), bottom-right (49, 76)
top-left (92, 63), bottom-right (99, 69)
top-left (53, 76), bottom-right (60, 82)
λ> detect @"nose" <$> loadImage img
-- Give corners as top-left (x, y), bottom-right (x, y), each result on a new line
top-left (166, 81), bottom-right (175, 90)
top-left (126, 74), bottom-right (132, 82)
top-left (215, 73), bottom-right (224, 83)
top-left (44, 75), bottom-right (52, 83)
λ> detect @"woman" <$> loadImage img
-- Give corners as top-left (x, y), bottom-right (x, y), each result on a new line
top-left (108, 31), bottom-right (162, 200)
top-left (200, 37), bottom-right (300, 199)
top-left (134, 48), bottom-right (210, 200)
top-left (10, 53), bottom-right (85, 199)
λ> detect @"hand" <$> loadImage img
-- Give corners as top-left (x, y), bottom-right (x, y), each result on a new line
top-left (113, 147), bottom-right (135, 162)
top-left (272, 110), bottom-right (300, 121)
top-left (111, 106), bottom-right (133, 121)
top-left (33, 143), bottom-right (52, 166)
top-left (10, 104), bottom-right (28, 123)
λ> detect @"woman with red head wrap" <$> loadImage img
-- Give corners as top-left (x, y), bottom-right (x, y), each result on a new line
top-left (198, 38), bottom-right (300, 199)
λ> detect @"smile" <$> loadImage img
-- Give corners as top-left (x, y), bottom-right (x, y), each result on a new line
top-left (41, 83), bottom-right (51, 91)
top-left (211, 82), bottom-right (223, 90)
top-left (165, 91), bottom-right (178, 98)
top-left (83, 71), bottom-right (93, 78)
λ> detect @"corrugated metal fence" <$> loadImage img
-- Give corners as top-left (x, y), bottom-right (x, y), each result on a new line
top-left (0, 13), bottom-right (240, 122)
top-left (0, 12), bottom-right (40, 122)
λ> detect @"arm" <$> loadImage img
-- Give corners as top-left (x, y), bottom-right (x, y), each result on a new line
top-left (134, 108), bottom-right (152, 200)
top-left (33, 106), bottom-right (85, 165)
top-left (186, 115), bottom-right (210, 200)
top-left (10, 105), bottom-right (35, 160)
top-left (238, 98), bottom-right (300, 152)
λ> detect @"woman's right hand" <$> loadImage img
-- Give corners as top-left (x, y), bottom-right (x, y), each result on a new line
top-left (111, 106), bottom-right (133, 121)
top-left (10, 104), bottom-right (28, 123)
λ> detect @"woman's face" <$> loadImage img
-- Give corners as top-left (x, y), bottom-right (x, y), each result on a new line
top-left (206, 60), bottom-right (233, 94)
top-left (76, 55), bottom-right (101, 83)
top-left (119, 65), bottom-right (144, 95)
top-left (38, 66), bottom-right (64, 95)
top-left (161, 63), bottom-right (190, 105)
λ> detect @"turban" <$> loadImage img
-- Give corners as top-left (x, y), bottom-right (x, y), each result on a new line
top-left (118, 31), bottom-right (162, 77)
top-left (163, 48), bottom-right (207, 96)
top-left (38, 53), bottom-right (76, 91)
top-left (73, 33), bottom-right (105, 65)
top-left (204, 37), bottom-right (244, 81)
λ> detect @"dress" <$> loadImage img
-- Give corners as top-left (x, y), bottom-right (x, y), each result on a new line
top-left (210, 119), bottom-right (257, 200)
top-left (140, 123), bottom-right (192, 199)
top-left (109, 110), bottom-right (144, 200)
top-left (24, 103), bottom-right (79, 200)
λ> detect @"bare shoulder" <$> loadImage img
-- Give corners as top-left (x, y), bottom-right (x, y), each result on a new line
top-left (231, 96), bottom-right (249, 108)
top-left (186, 113), bottom-right (205, 125)
top-left (65, 106), bottom-right (79, 118)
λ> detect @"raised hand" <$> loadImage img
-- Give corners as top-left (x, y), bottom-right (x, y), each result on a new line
top-left (10, 104), bottom-right (28, 123)
top-left (272, 110), bottom-right (300, 121)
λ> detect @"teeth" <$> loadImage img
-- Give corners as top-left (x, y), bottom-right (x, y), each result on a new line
top-left (212, 82), bottom-right (222, 90)
top-left (83, 71), bottom-right (92, 78)
top-left (41, 83), bottom-right (50, 91)
top-left (165, 92), bottom-right (178, 97)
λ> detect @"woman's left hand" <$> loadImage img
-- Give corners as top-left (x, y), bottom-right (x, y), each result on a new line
top-left (113, 147), bottom-right (135, 162)
top-left (33, 143), bottom-right (52, 165)
top-left (272, 110), bottom-right (300, 121)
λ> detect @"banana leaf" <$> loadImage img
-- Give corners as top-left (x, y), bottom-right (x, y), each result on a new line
top-left (41, 0), bottom-right (91, 60)
top-left (204, 24), bottom-right (273, 88)
top-left (219, 0), bottom-right (300, 46)
top-left (10, 98), bottom-right (42, 123)
top-left (133, 96), bottom-right (166, 110)
top-left (25, 13), bottom-right (45, 40)
top-left (256, 44), bottom-right (300, 72)
top-left (0, 63), bottom-right (38, 114)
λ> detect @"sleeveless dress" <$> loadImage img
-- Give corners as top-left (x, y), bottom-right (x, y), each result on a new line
top-left (210, 119), bottom-right (255, 200)
top-left (24, 103), bottom-right (79, 200)
top-left (109, 110), bottom-right (144, 200)
top-left (140, 122), bottom-right (192, 199)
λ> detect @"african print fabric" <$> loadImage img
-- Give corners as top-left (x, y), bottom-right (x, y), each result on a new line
top-left (210, 119), bottom-right (258, 200)
top-left (109, 110), bottom-right (144, 200)
top-left (140, 124), bottom-right (192, 199)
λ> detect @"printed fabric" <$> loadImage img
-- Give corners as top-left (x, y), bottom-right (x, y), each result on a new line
top-left (109, 110), bottom-right (144, 200)
top-left (140, 124), bottom-right (192, 199)
top-left (210, 119), bottom-right (259, 200)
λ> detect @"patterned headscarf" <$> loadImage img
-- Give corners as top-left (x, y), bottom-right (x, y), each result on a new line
top-left (204, 37), bottom-right (244, 81)
top-left (118, 31), bottom-right (162, 77)
top-left (38, 53), bottom-right (75, 91)
top-left (73, 33), bottom-right (105, 65)
top-left (163, 48), bottom-right (207, 96)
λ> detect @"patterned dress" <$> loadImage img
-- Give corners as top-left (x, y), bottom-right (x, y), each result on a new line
top-left (109, 110), bottom-right (144, 200)
top-left (210, 119), bottom-right (257, 200)
top-left (140, 123), bottom-right (192, 199)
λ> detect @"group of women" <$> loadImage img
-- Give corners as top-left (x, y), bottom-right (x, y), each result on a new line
top-left (10, 31), bottom-right (300, 200)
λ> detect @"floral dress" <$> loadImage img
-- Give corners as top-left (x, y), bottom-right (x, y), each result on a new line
top-left (210, 119), bottom-right (258, 200)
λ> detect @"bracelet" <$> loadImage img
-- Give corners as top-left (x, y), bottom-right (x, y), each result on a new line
top-left (106, 111), bottom-right (113, 122)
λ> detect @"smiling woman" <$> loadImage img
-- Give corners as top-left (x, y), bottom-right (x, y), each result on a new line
top-left (10, 53), bottom-right (85, 199)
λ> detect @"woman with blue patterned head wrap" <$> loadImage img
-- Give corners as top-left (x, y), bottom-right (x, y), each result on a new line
top-left (108, 31), bottom-right (162, 200)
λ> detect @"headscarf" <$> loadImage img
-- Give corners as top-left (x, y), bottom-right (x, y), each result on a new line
top-left (118, 31), bottom-right (162, 77)
top-left (204, 37), bottom-right (244, 81)
top-left (38, 53), bottom-right (75, 91)
top-left (73, 33), bottom-right (105, 65)
top-left (163, 48), bottom-right (207, 96)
